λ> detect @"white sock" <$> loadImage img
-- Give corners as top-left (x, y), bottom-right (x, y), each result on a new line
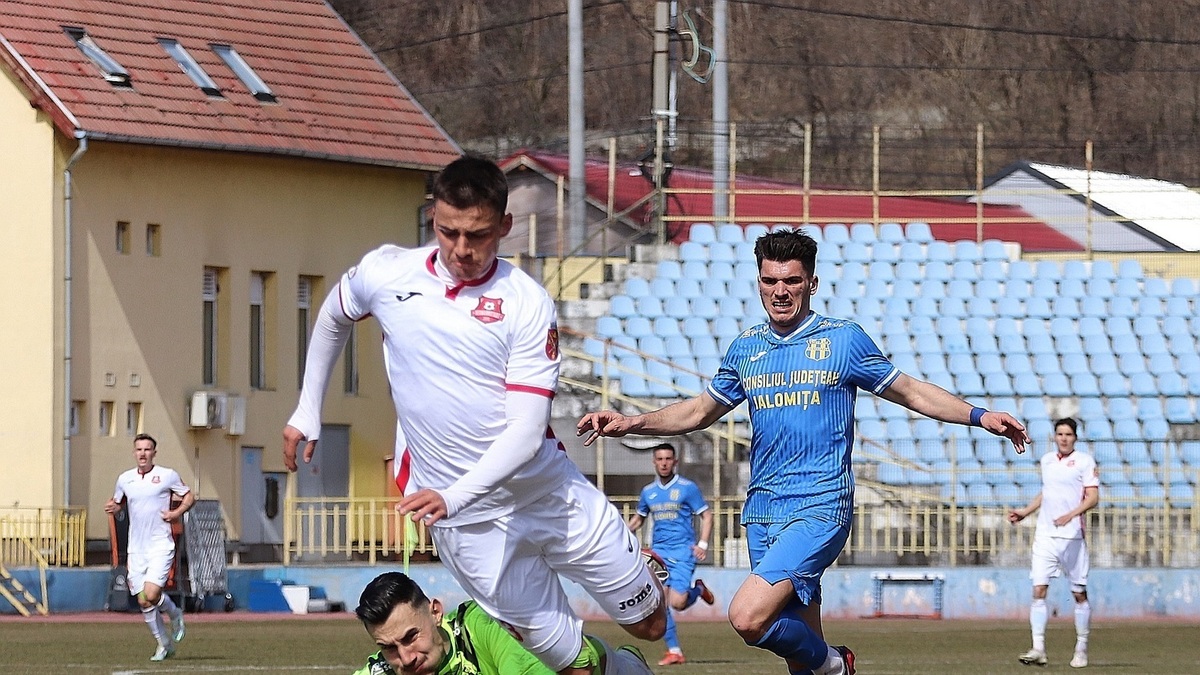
top-left (816, 643), bottom-right (846, 675)
top-left (1074, 600), bottom-right (1091, 652)
top-left (141, 605), bottom-right (169, 647)
top-left (1030, 599), bottom-right (1048, 652)
top-left (157, 593), bottom-right (181, 620)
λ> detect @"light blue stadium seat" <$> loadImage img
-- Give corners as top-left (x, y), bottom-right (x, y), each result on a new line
top-left (1179, 354), bottom-right (1200, 377)
top-left (701, 278), bottom-right (729, 298)
top-left (895, 261), bottom-right (924, 282)
top-left (1127, 372), bottom-right (1157, 397)
top-left (673, 372), bottom-right (704, 395)
top-left (716, 223), bottom-right (744, 244)
top-left (709, 261), bottom-right (735, 282)
top-left (1079, 296), bottom-right (1108, 318)
top-left (1109, 397), bottom-right (1135, 421)
top-left (1158, 372), bottom-right (1186, 397)
top-left (1031, 278), bottom-right (1057, 299)
top-left (979, 260), bottom-right (1007, 281)
top-left (734, 241), bottom-right (755, 262)
top-left (863, 278), bottom-right (891, 299)
top-left (823, 223), bottom-right (850, 244)
top-left (955, 373), bottom-right (986, 397)
top-left (1142, 333), bottom-right (1168, 357)
top-left (1140, 297), bottom-right (1166, 317)
top-left (689, 297), bottom-right (719, 320)
top-left (635, 296), bottom-right (664, 319)
top-left (1163, 315), bottom-right (1190, 338)
top-left (876, 463), bottom-right (907, 485)
top-left (879, 222), bottom-right (905, 244)
top-left (680, 261), bottom-right (707, 283)
top-left (1086, 278), bottom-right (1114, 298)
top-left (953, 240), bottom-right (982, 262)
top-left (1090, 259), bottom-right (1116, 280)
top-left (1072, 373), bottom-right (1101, 397)
top-left (1082, 333), bottom-right (1111, 357)
top-left (689, 222), bottom-right (716, 243)
top-left (850, 222), bottom-right (877, 244)
top-left (1025, 297), bottom-right (1052, 320)
top-left (1059, 278), bottom-right (1086, 299)
top-left (596, 316), bottom-right (623, 339)
top-left (1031, 352), bottom-right (1060, 376)
top-left (1041, 373), bottom-right (1071, 397)
top-left (951, 260), bottom-right (976, 279)
top-left (1114, 419), bottom-right (1142, 441)
top-left (898, 242), bottom-right (925, 263)
top-left (927, 241), bottom-right (953, 264)
top-left (939, 297), bottom-right (966, 320)
top-left (1169, 484), bottom-right (1195, 504)
top-left (639, 335), bottom-right (667, 359)
top-left (1090, 353), bottom-right (1118, 377)
top-left (984, 373), bottom-right (1014, 396)
top-left (905, 221), bottom-right (933, 243)
top-left (675, 279), bottom-right (702, 300)
top-left (1088, 417), bottom-right (1115, 440)
top-left (1109, 296), bottom-right (1137, 319)
top-left (1147, 352), bottom-right (1175, 377)
top-left (712, 296), bottom-right (740, 319)
top-left (912, 418), bottom-right (941, 439)
top-left (609, 294), bottom-right (637, 319)
top-left (1008, 260), bottom-right (1034, 281)
top-left (645, 360), bottom-right (677, 397)
top-left (712, 315), bottom-right (741, 339)
top-left (980, 239), bottom-right (1008, 262)
top-left (858, 419), bottom-right (886, 439)
top-left (664, 335), bottom-right (692, 360)
top-left (1144, 276), bottom-right (1170, 298)
top-left (840, 241), bottom-right (868, 264)
top-left (1112, 277), bottom-right (1140, 298)
top-left (619, 371), bottom-right (651, 398)
top-left (709, 242), bottom-right (737, 264)
top-left (680, 241), bottom-right (708, 262)
top-left (964, 483), bottom-right (996, 508)
top-left (1003, 354), bottom-right (1033, 376)
top-left (1117, 258), bottom-right (1143, 278)
top-left (627, 316), bottom-right (656, 338)
top-left (855, 396), bottom-right (879, 420)
top-left (975, 279), bottom-right (1002, 301)
top-left (650, 277), bottom-right (676, 298)
top-left (1062, 260), bottom-right (1088, 280)
top-left (887, 419), bottom-right (914, 440)
top-left (625, 277), bottom-right (651, 298)
top-left (1035, 260), bottom-right (1060, 279)
top-left (744, 223), bottom-right (769, 243)
top-left (666, 295), bottom-right (696, 319)
top-left (1061, 353), bottom-right (1089, 376)
top-left (825, 296), bottom-right (855, 318)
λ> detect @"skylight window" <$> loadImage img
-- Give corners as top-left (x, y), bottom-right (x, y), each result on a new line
top-left (64, 27), bottom-right (130, 86)
top-left (211, 44), bottom-right (276, 103)
top-left (158, 38), bottom-right (221, 96)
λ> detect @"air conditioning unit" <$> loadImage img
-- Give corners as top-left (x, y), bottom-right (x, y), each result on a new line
top-left (189, 391), bottom-right (228, 429)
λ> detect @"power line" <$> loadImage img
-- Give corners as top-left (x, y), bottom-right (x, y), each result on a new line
top-left (376, 0), bottom-right (623, 52)
top-left (726, 58), bottom-right (1200, 74)
top-left (731, 0), bottom-right (1200, 46)
top-left (409, 59), bottom-right (651, 96)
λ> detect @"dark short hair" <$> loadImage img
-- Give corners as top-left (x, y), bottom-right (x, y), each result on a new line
top-left (754, 228), bottom-right (818, 276)
top-left (650, 442), bottom-right (676, 457)
top-left (432, 155), bottom-right (508, 217)
top-left (1054, 417), bottom-right (1078, 435)
top-left (355, 572), bottom-right (429, 627)
top-left (134, 433), bottom-right (157, 449)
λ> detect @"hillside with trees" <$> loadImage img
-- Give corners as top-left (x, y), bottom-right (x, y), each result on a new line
top-left (329, 0), bottom-right (1200, 189)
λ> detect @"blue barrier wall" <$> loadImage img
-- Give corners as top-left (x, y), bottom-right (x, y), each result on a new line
top-left (6, 565), bottom-right (1199, 619)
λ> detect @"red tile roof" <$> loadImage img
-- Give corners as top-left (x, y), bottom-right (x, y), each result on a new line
top-left (0, 0), bottom-right (459, 170)
top-left (502, 150), bottom-right (1084, 252)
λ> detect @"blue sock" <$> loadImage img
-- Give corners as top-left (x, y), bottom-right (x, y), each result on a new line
top-left (750, 607), bottom-right (827, 669)
top-left (663, 608), bottom-right (680, 651)
top-left (683, 584), bottom-right (702, 610)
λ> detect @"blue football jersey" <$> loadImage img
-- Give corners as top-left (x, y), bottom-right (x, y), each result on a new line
top-left (637, 475), bottom-right (710, 553)
top-left (708, 312), bottom-right (898, 526)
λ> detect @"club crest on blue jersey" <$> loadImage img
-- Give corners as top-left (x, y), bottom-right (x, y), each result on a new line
top-left (471, 296), bottom-right (505, 323)
top-left (805, 337), bottom-right (832, 361)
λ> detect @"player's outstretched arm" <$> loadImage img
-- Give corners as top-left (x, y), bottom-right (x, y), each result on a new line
top-left (1008, 492), bottom-right (1042, 524)
top-left (576, 394), bottom-right (730, 446)
top-left (879, 374), bottom-right (1030, 453)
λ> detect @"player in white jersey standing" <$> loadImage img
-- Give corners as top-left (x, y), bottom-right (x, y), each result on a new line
top-left (104, 433), bottom-right (193, 661)
top-left (1009, 417), bottom-right (1100, 668)
top-left (284, 155), bottom-right (664, 675)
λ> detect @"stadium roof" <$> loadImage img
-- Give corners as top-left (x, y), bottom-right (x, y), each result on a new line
top-left (0, 0), bottom-right (459, 170)
top-left (983, 161), bottom-right (1200, 252)
top-left (503, 150), bottom-right (1080, 252)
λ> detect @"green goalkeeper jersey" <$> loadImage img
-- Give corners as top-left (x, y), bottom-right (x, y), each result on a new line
top-left (352, 600), bottom-right (553, 675)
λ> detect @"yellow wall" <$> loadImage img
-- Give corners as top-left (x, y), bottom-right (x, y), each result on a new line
top-left (0, 67), bottom-right (61, 508)
top-left (1, 65), bottom-right (429, 539)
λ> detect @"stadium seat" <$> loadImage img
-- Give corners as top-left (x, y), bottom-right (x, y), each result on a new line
top-left (1140, 297), bottom-right (1165, 318)
top-left (1041, 373), bottom-right (1071, 397)
top-left (1144, 276), bottom-right (1170, 298)
top-left (1031, 278), bottom-right (1058, 299)
top-left (878, 222), bottom-right (905, 244)
top-left (823, 223), bottom-right (850, 244)
top-left (635, 296), bottom-right (664, 319)
top-left (1114, 419), bottom-right (1142, 441)
top-left (709, 261), bottom-right (735, 281)
top-left (716, 223), bottom-right (744, 244)
top-left (1085, 278), bottom-right (1114, 299)
top-left (743, 223), bottom-right (769, 243)
top-left (1090, 259), bottom-right (1116, 280)
top-left (1035, 260), bottom-right (1060, 279)
top-left (1098, 372), bottom-right (1130, 397)
top-left (1071, 373), bottom-right (1100, 397)
top-left (849, 222), bottom-right (877, 244)
top-left (679, 241), bottom-right (708, 262)
top-left (1179, 353), bottom-right (1200, 377)
top-left (1058, 278), bottom-right (1086, 300)
top-left (689, 222), bottom-right (716, 243)
top-left (1117, 259), bottom-right (1143, 278)
top-left (905, 221), bottom-right (933, 243)
top-left (1159, 372), bottom-right (1187, 397)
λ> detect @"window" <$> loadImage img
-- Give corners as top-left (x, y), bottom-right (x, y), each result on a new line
top-left (69, 401), bottom-right (83, 436)
top-left (297, 276), bottom-right (318, 388)
top-left (125, 402), bottom-right (143, 436)
top-left (64, 27), bottom-right (130, 86)
top-left (211, 44), bottom-right (276, 102)
top-left (250, 273), bottom-right (267, 389)
top-left (158, 38), bottom-right (221, 96)
top-left (98, 401), bottom-right (114, 436)
top-left (344, 323), bottom-right (358, 395)
top-left (203, 268), bottom-right (219, 385)
top-left (146, 223), bottom-right (161, 256)
top-left (116, 221), bottom-right (130, 254)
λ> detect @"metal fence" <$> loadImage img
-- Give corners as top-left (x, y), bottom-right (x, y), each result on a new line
top-left (0, 507), bottom-right (87, 567)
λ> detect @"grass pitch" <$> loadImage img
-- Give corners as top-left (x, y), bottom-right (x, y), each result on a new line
top-left (1, 614), bottom-right (1197, 674)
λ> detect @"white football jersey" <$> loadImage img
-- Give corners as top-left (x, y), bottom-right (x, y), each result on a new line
top-left (112, 465), bottom-right (190, 554)
top-left (1036, 450), bottom-right (1099, 540)
top-left (342, 245), bottom-right (574, 526)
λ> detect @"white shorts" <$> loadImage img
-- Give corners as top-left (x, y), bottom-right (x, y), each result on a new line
top-left (1030, 536), bottom-right (1089, 589)
top-left (430, 473), bottom-right (660, 671)
top-left (127, 550), bottom-right (175, 596)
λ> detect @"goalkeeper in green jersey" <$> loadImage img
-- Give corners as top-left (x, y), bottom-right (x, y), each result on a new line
top-left (353, 572), bottom-right (650, 675)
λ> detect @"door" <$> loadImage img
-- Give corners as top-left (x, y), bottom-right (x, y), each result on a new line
top-left (240, 447), bottom-right (284, 547)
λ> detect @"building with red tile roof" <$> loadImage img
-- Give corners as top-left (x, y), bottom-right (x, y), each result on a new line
top-left (0, 0), bottom-right (458, 550)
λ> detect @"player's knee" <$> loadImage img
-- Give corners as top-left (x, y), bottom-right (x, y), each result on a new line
top-left (668, 591), bottom-right (688, 611)
top-left (624, 605), bottom-right (667, 641)
top-left (728, 603), bottom-right (769, 643)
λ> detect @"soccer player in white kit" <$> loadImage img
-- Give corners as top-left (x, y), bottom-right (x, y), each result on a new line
top-left (1009, 417), bottom-right (1099, 668)
top-left (284, 156), bottom-right (664, 675)
top-left (104, 433), bottom-right (193, 661)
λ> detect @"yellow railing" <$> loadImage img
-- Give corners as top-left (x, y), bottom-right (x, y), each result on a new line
top-left (283, 492), bottom-right (1197, 569)
top-left (283, 498), bottom-right (435, 565)
top-left (0, 507), bottom-right (87, 568)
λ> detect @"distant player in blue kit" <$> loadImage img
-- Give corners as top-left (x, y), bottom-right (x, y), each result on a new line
top-left (579, 227), bottom-right (1030, 675)
top-left (627, 442), bottom-right (715, 666)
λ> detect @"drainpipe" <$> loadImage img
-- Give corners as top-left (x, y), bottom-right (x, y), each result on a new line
top-left (63, 131), bottom-right (88, 505)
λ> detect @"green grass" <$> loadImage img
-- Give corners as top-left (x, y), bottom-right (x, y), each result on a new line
top-left (2, 615), bottom-right (1197, 674)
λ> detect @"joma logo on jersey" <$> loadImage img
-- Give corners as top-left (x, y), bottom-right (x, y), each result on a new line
top-left (618, 583), bottom-right (654, 611)
top-left (471, 297), bottom-right (505, 323)
top-left (805, 337), bottom-right (832, 361)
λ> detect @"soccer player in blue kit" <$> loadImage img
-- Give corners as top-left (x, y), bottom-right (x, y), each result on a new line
top-left (578, 228), bottom-right (1030, 674)
top-left (627, 442), bottom-right (715, 666)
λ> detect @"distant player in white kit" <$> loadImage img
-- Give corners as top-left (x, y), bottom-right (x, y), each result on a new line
top-left (105, 433), bottom-right (192, 661)
top-left (1009, 417), bottom-right (1099, 668)
top-left (284, 155), bottom-right (664, 675)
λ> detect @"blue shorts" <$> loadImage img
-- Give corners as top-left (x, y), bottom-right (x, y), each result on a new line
top-left (655, 547), bottom-right (698, 594)
top-left (746, 517), bottom-right (850, 606)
